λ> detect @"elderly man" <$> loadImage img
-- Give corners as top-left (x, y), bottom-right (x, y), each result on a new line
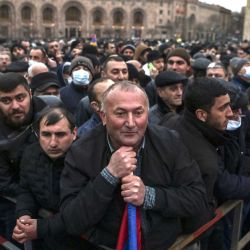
top-left (0, 51), bottom-right (11, 72)
top-left (0, 73), bottom-right (47, 242)
top-left (60, 81), bottom-right (207, 249)
top-left (12, 107), bottom-right (79, 249)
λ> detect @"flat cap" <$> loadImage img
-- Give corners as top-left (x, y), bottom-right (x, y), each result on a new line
top-left (191, 58), bottom-right (211, 70)
top-left (30, 72), bottom-right (60, 93)
top-left (155, 70), bottom-right (188, 87)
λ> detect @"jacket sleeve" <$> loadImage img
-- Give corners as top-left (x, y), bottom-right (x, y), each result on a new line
top-left (37, 213), bottom-right (65, 238)
top-left (16, 150), bottom-right (40, 218)
top-left (0, 152), bottom-right (20, 197)
top-left (152, 136), bottom-right (208, 218)
top-left (214, 166), bottom-right (250, 200)
top-left (60, 149), bottom-right (118, 235)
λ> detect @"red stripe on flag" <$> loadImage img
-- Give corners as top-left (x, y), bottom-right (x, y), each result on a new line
top-left (0, 235), bottom-right (6, 245)
top-left (116, 204), bottom-right (128, 250)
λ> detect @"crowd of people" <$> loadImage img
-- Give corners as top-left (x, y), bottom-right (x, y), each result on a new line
top-left (1, 37), bottom-right (250, 250)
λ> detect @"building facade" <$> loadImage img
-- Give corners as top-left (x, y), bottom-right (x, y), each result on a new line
top-left (243, 0), bottom-right (250, 41)
top-left (0, 0), bottom-right (235, 41)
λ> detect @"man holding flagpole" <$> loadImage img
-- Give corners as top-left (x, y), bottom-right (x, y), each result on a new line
top-left (60, 81), bottom-right (208, 249)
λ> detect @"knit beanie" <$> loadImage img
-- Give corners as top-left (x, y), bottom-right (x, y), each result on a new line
top-left (167, 48), bottom-right (191, 65)
top-left (69, 56), bottom-right (94, 76)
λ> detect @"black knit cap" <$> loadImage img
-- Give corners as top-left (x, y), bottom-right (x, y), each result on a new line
top-left (30, 72), bottom-right (61, 93)
top-left (167, 48), bottom-right (191, 65)
top-left (155, 70), bottom-right (188, 87)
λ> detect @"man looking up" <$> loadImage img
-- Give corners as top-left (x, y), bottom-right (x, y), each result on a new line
top-left (12, 107), bottom-right (79, 249)
top-left (60, 81), bottom-right (207, 249)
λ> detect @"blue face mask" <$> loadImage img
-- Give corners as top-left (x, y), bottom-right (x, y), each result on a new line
top-left (243, 66), bottom-right (250, 79)
top-left (226, 117), bottom-right (242, 131)
top-left (72, 69), bottom-right (90, 86)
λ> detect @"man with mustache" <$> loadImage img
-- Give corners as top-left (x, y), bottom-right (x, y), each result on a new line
top-left (0, 72), bottom-right (47, 244)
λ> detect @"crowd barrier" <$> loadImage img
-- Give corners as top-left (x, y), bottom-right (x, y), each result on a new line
top-left (1, 197), bottom-right (250, 250)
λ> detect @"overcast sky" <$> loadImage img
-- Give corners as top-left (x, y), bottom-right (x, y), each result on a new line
top-left (200, 0), bottom-right (247, 12)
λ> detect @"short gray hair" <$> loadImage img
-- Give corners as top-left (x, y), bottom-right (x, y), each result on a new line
top-left (101, 80), bottom-right (149, 112)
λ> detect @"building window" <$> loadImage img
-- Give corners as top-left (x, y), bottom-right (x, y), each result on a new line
top-left (21, 6), bottom-right (32, 22)
top-left (0, 5), bottom-right (10, 21)
top-left (43, 7), bottom-right (53, 22)
top-left (93, 9), bottom-right (103, 25)
top-left (113, 10), bottom-right (123, 26)
top-left (65, 7), bottom-right (81, 22)
top-left (0, 26), bottom-right (8, 36)
top-left (159, 19), bottom-right (162, 24)
top-left (159, 10), bottom-right (163, 15)
top-left (133, 11), bottom-right (143, 26)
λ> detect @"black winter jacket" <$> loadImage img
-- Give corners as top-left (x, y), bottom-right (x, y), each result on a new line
top-left (60, 124), bottom-right (207, 250)
top-left (162, 109), bottom-right (250, 204)
top-left (16, 142), bottom-right (66, 238)
top-left (0, 97), bottom-right (47, 197)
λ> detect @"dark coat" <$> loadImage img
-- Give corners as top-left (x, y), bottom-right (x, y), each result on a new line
top-left (149, 96), bottom-right (183, 125)
top-left (60, 124), bottom-right (207, 250)
top-left (0, 97), bottom-right (47, 197)
top-left (60, 83), bottom-right (88, 115)
top-left (16, 142), bottom-right (65, 238)
top-left (162, 109), bottom-right (250, 204)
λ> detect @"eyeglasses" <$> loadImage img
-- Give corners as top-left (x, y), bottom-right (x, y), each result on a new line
top-left (168, 60), bottom-right (185, 65)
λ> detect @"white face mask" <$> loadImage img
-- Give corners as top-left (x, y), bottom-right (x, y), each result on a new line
top-left (28, 60), bottom-right (37, 67)
top-left (242, 66), bottom-right (250, 79)
top-left (226, 117), bottom-right (242, 131)
top-left (72, 69), bottom-right (90, 86)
